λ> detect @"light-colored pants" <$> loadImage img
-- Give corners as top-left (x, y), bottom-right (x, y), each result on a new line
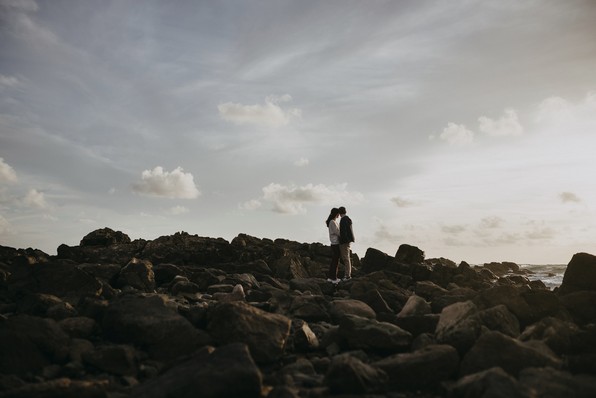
top-left (339, 243), bottom-right (352, 278)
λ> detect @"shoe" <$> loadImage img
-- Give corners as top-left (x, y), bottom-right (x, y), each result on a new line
top-left (342, 277), bottom-right (352, 281)
top-left (326, 278), bottom-right (340, 284)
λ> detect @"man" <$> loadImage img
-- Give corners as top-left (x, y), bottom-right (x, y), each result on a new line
top-left (338, 206), bottom-right (354, 280)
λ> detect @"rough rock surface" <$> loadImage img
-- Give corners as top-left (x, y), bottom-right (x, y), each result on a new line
top-left (1, 230), bottom-right (595, 397)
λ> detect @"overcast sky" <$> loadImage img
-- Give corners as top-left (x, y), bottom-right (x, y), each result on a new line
top-left (1, 0), bottom-right (595, 264)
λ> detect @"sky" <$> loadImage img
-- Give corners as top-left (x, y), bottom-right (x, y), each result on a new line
top-left (1, 0), bottom-right (596, 265)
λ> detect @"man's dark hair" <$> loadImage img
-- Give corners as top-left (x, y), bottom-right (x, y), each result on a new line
top-left (338, 206), bottom-right (346, 215)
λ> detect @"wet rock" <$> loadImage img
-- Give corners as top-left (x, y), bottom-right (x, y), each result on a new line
top-left (130, 344), bottom-right (262, 398)
top-left (208, 301), bottom-right (291, 363)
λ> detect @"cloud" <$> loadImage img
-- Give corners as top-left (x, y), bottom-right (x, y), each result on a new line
top-left (166, 205), bottom-right (190, 215)
top-left (0, 214), bottom-right (10, 234)
top-left (436, 122), bottom-right (474, 145)
top-left (374, 224), bottom-right (401, 244)
top-left (478, 108), bottom-right (524, 137)
top-left (0, 74), bottom-right (20, 88)
top-left (0, 158), bottom-right (18, 183)
top-left (259, 182), bottom-right (364, 214)
top-left (24, 188), bottom-right (48, 209)
top-left (239, 199), bottom-right (262, 211)
top-left (560, 191), bottom-right (581, 203)
top-left (294, 157), bottom-right (309, 167)
top-left (391, 196), bottom-right (416, 208)
top-left (525, 227), bottom-right (555, 240)
top-left (218, 95), bottom-right (302, 128)
top-left (132, 166), bottom-right (200, 199)
top-left (0, 0), bottom-right (39, 12)
top-left (441, 224), bottom-right (466, 234)
top-left (479, 216), bottom-right (504, 229)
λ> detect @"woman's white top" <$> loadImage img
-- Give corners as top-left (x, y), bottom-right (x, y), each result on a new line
top-left (328, 218), bottom-right (340, 245)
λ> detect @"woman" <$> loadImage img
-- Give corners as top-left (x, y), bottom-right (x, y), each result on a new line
top-left (325, 207), bottom-right (341, 283)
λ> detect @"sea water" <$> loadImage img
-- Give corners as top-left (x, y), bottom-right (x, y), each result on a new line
top-left (520, 264), bottom-right (567, 290)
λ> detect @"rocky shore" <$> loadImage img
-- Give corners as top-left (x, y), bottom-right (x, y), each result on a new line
top-left (1, 227), bottom-right (595, 397)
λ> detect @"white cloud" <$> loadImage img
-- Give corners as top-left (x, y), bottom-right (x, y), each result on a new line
top-left (239, 199), bottom-right (262, 211)
top-left (0, 158), bottom-right (18, 183)
top-left (560, 191), bottom-right (581, 203)
top-left (294, 157), bottom-right (309, 167)
top-left (166, 205), bottom-right (189, 215)
top-left (535, 92), bottom-right (596, 128)
top-left (132, 166), bottom-right (200, 199)
top-left (478, 108), bottom-right (524, 137)
top-left (218, 95), bottom-right (302, 128)
top-left (437, 122), bottom-right (474, 145)
top-left (24, 188), bottom-right (48, 209)
top-left (260, 182), bottom-right (364, 214)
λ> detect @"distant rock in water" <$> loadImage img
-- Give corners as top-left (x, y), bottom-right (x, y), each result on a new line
top-left (1, 227), bottom-right (595, 397)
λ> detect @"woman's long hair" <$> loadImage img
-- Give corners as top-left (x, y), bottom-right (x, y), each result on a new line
top-left (326, 208), bottom-right (340, 227)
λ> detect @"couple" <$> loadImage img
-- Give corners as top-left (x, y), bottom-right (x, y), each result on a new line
top-left (325, 206), bottom-right (355, 284)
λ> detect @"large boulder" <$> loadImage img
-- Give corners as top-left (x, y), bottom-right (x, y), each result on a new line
top-left (374, 344), bottom-right (459, 390)
top-left (0, 315), bottom-right (70, 377)
top-left (518, 367), bottom-right (596, 398)
top-left (558, 252), bottom-right (596, 295)
top-left (460, 331), bottom-right (561, 377)
top-left (447, 367), bottom-right (525, 398)
top-left (328, 299), bottom-right (376, 322)
top-left (338, 314), bottom-right (412, 353)
top-left (140, 232), bottom-right (237, 265)
top-left (102, 293), bottom-right (211, 361)
top-left (80, 228), bottom-right (131, 246)
top-left (395, 244), bottom-right (425, 264)
top-left (8, 261), bottom-right (102, 305)
top-left (559, 291), bottom-right (596, 325)
top-left (208, 301), bottom-right (291, 363)
top-left (325, 354), bottom-right (387, 394)
top-left (115, 258), bottom-right (155, 292)
top-left (130, 344), bottom-right (263, 398)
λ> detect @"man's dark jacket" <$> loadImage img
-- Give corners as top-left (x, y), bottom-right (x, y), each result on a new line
top-left (339, 216), bottom-right (355, 244)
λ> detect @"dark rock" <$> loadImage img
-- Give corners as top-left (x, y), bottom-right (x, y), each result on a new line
top-left (272, 256), bottom-right (309, 280)
top-left (289, 295), bottom-right (330, 322)
top-left (519, 317), bottom-right (582, 355)
top-left (102, 293), bottom-right (210, 361)
top-left (483, 261), bottom-right (520, 277)
top-left (116, 258), bottom-right (155, 292)
top-left (83, 344), bottom-right (138, 376)
top-left (288, 278), bottom-right (323, 295)
top-left (374, 344), bottom-right (459, 390)
top-left (338, 314), bottom-right (412, 353)
top-left (292, 319), bottom-right (319, 352)
top-left (559, 252), bottom-right (596, 295)
top-left (141, 232), bottom-right (237, 265)
top-left (397, 294), bottom-right (431, 317)
top-left (435, 301), bottom-right (482, 354)
top-left (395, 244), bottom-right (425, 264)
top-left (559, 290), bottom-right (596, 325)
top-left (130, 343), bottom-right (262, 398)
top-left (518, 367), bottom-right (596, 398)
top-left (0, 315), bottom-right (70, 377)
top-left (328, 299), bottom-right (376, 322)
top-left (80, 228), bottom-right (131, 246)
top-left (208, 301), bottom-right (291, 363)
top-left (393, 314), bottom-right (440, 337)
top-left (325, 354), bottom-right (387, 394)
top-left (447, 367), bottom-right (524, 398)
top-left (59, 317), bottom-right (97, 339)
top-left (460, 331), bottom-right (561, 377)
top-left (152, 263), bottom-right (185, 286)
top-left (0, 378), bottom-right (108, 398)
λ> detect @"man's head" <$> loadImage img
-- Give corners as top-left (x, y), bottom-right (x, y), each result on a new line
top-left (338, 206), bottom-right (347, 215)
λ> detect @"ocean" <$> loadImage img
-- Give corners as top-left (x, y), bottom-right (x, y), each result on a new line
top-left (520, 264), bottom-right (567, 290)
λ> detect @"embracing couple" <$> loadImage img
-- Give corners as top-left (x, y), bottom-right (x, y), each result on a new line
top-left (325, 206), bottom-right (355, 284)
